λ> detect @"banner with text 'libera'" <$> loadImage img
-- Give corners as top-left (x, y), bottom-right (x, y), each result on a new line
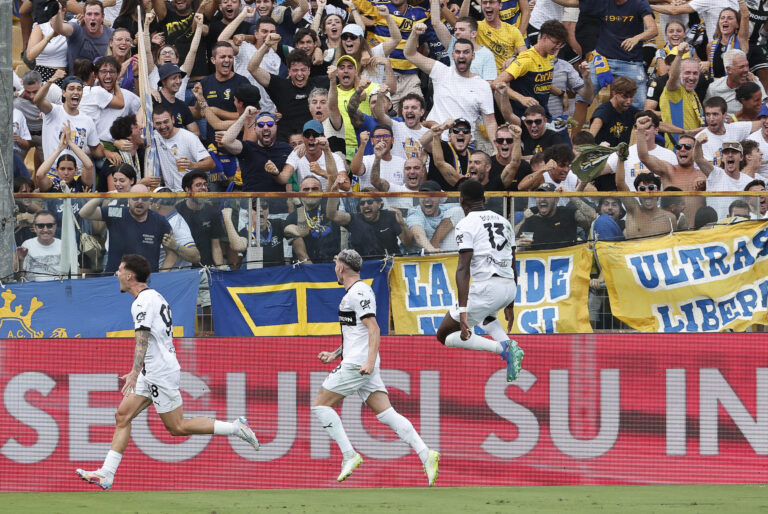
top-left (596, 220), bottom-right (768, 332)
top-left (388, 248), bottom-right (593, 335)
top-left (209, 261), bottom-right (390, 336)
top-left (0, 269), bottom-right (199, 338)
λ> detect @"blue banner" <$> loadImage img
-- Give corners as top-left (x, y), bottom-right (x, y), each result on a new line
top-left (210, 261), bottom-right (391, 336)
top-left (0, 269), bottom-right (199, 338)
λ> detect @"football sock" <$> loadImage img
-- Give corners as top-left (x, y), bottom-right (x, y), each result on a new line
top-left (100, 450), bottom-right (122, 477)
top-left (479, 318), bottom-right (508, 346)
top-left (213, 420), bottom-right (238, 435)
top-left (446, 331), bottom-right (502, 354)
top-left (376, 407), bottom-right (428, 465)
top-left (312, 406), bottom-right (355, 460)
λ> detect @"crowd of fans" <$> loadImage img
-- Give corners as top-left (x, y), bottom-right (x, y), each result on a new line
top-left (11, 0), bottom-right (768, 289)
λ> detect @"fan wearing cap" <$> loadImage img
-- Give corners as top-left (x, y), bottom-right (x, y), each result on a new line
top-left (694, 134), bottom-right (755, 219)
top-left (151, 104), bottom-right (215, 192)
top-left (698, 96), bottom-right (760, 166)
top-left (330, 21), bottom-right (399, 95)
top-left (326, 181), bottom-right (414, 258)
top-left (248, 36), bottom-right (331, 141)
top-left (334, 55), bottom-right (379, 161)
top-left (404, 23), bottom-right (497, 145)
top-left (405, 180), bottom-right (465, 253)
top-left (51, 0), bottom-right (113, 74)
top-left (34, 70), bottom-right (104, 176)
top-left (746, 101), bottom-right (768, 178)
top-left (79, 184), bottom-right (177, 273)
top-left (421, 118), bottom-right (473, 191)
top-left (150, 187), bottom-right (201, 268)
top-left (153, 63), bottom-right (200, 138)
top-left (517, 181), bottom-right (596, 251)
top-left (281, 119), bottom-right (348, 191)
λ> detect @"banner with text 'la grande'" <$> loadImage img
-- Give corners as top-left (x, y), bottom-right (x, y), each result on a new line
top-left (389, 247), bottom-right (593, 334)
top-left (0, 269), bottom-right (199, 338)
top-left (209, 261), bottom-right (390, 336)
top-left (596, 220), bottom-right (768, 332)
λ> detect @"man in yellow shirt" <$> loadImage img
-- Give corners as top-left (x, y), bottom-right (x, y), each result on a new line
top-left (463, 0), bottom-right (527, 73)
top-left (659, 42), bottom-right (705, 149)
top-left (334, 55), bottom-right (379, 161)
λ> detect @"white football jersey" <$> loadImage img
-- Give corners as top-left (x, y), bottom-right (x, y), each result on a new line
top-left (338, 281), bottom-right (380, 367)
top-left (132, 289), bottom-right (180, 380)
top-left (455, 210), bottom-right (517, 282)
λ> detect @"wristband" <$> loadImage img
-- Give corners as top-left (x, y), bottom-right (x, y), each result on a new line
top-left (175, 243), bottom-right (181, 252)
top-left (457, 306), bottom-right (467, 314)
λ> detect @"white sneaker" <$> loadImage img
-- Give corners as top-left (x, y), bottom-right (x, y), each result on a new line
top-left (234, 417), bottom-right (259, 450)
top-left (424, 450), bottom-right (440, 486)
top-left (75, 468), bottom-right (113, 490)
top-left (337, 452), bottom-right (363, 482)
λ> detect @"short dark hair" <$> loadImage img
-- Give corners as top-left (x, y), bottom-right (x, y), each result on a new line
top-left (110, 163), bottom-right (137, 183)
top-left (728, 199), bottom-right (751, 216)
top-left (539, 20), bottom-right (568, 43)
top-left (255, 17), bottom-right (277, 31)
top-left (740, 139), bottom-right (760, 169)
top-left (456, 16), bottom-right (477, 31)
top-left (121, 254), bottom-right (152, 283)
top-left (34, 210), bottom-right (57, 223)
top-left (572, 130), bottom-right (595, 146)
top-left (182, 170), bottom-right (209, 191)
top-left (530, 152), bottom-right (547, 167)
top-left (371, 124), bottom-right (393, 136)
top-left (73, 58), bottom-right (95, 82)
top-left (524, 104), bottom-right (547, 118)
top-left (286, 49), bottom-right (312, 69)
top-left (14, 176), bottom-right (34, 192)
top-left (110, 114), bottom-right (137, 141)
top-left (635, 110), bottom-right (660, 128)
top-left (610, 76), bottom-right (638, 97)
top-left (152, 104), bottom-right (173, 119)
top-left (211, 41), bottom-right (233, 57)
top-left (634, 172), bottom-right (662, 190)
top-left (736, 81), bottom-right (761, 102)
top-left (95, 55), bottom-right (120, 72)
top-left (694, 206), bottom-right (718, 229)
top-left (399, 93), bottom-right (425, 117)
top-left (294, 27), bottom-right (318, 46)
top-left (454, 38), bottom-right (474, 51)
top-left (474, 150), bottom-right (492, 167)
top-left (745, 178), bottom-right (766, 190)
top-left (56, 154), bottom-right (77, 168)
top-left (543, 144), bottom-right (574, 165)
top-left (459, 178), bottom-right (485, 202)
top-left (704, 96), bottom-right (728, 114)
top-left (84, 0), bottom-right (104, 14)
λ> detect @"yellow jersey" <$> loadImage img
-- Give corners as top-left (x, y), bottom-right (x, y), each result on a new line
top-left (476, 20), bottom-right (526, 73)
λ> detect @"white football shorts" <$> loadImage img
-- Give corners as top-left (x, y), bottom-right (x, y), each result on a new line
top-left (135, 370), bottom-right (183, 414)
top-left (322, 362), bottom-right (387, 402)
top-left (449, 276), bottom-right (518, 327)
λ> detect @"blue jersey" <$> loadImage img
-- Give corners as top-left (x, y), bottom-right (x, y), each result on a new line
top-left (595, 0), bottom-right (653, 62)
top-left (101, 206), bottom-right (172, 273)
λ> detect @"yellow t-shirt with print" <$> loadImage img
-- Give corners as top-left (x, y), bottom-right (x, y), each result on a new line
top-left (476, 20), bottom-right (526, 73)
top-left (337, 82), bottom-right (379, 161)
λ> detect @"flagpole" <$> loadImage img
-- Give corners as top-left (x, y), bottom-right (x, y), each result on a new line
top-left (137, 6), bottom-right (158, 179)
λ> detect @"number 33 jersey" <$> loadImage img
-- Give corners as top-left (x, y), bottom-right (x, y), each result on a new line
top-left (455, 210), bottom-right (516, 282)
top-left (132, 289), bottom-right (180, 380)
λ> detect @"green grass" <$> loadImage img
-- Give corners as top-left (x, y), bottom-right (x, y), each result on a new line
top-left (3, 485), bottom-right (767, 513)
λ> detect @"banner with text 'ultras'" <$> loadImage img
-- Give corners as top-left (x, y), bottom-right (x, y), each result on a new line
top-left (596, 220), bottom-right (768, 332)
top-left (209, 261), bottom-right (390, 336)
top-left (389, 247), bottom-right (593, 334)
top-left (0, 269), bottom-right (199, 338)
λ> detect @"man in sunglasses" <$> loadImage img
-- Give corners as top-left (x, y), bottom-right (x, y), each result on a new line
top-left (694, 135), bottom-right (755, 219)
top-left (16, 210), bottom-right (61, 282)
top-left (282, 119), bottom-right (346, 192)
top-left (284, 176), bottom-right (342, 264)
top-left (634, 116), bottom-right (707, 218)
top-left (421, 118), bottom-right (474, 191)
top-left (598, 111), bottom-right (677, 191)
top-left (520, 104), bottom-right (561, 157)
top-left (616, 165), bottom-right (678, 240)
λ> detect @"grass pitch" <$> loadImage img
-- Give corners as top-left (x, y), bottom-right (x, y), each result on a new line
top-left (3, 485), bottom-right (766, 513)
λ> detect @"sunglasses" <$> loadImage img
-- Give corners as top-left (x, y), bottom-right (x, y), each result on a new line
top-left (35, 223), bottom-right (55, 229)
top-left (256, 121), bottom-right (275, 128)
top-left (451, 127), bottom-right (471, 134)
top-left (524, 118), bottom-right (544, 125)
top-left (303, 130), bottom-right (320, 138)
top-left (675, 143), bottom-right (693, 150)
top-left (496, 137), bottom-right (514, 144)
top-left (359, 199), bottom-right (377, 206)
top-left (637, 185), bottom-right (658, 192)
top-left (341, 34), bottom-right (359, 41)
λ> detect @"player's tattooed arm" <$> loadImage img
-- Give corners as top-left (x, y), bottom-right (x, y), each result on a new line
top-left (132, 329), bottom-right (150, 374)
top-left (318, 344), bottom-right (343, 363)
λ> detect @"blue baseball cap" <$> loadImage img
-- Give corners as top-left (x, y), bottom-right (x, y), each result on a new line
top-left (302, 119), bottom-right (324, 136)
top-left (758, 100), bottom-right (768, 118)
top-left (61, 75), bottom-right (84, 89)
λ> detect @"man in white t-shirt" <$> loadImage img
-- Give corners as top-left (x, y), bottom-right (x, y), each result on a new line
top-left (747, 102), bottom-right (768, 179)
top-left (311, 249), bottom-right (440, 486)
top-left (694, 134), bottom-right (754, 219)
top-left (404, 22), bottom-right (497, 143)
top-left (705, 49), bottom-right (767, 116)
top-left (34, 71), bottom-right (104, 173)
top-left (429, 3), bottom-right (498, 81)
top-left (373, 88), bottom-right (429, 160)
top-left (369, 152), bottom-right (427, 212)
top-left (13, 107), bottom-right (31, 160)
top-left (281, 119), bottom-right (346, 191)
top-left (700, 96), bottom-right (761, 166)
top-left (152, 105), bottom-right (215, 191)
top-left (600, 111), bottom-right (677, 190)
top-left (352, 124), bottom-right (406, 189)
top-left (434, 180), bottom-right (523, 382)
top-left (16, 210), bottom-right (61, 282)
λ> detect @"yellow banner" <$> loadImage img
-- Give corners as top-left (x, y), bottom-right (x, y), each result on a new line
top-left (596, 220), bottom-right (768, 332)
top-left (389, 246), bottom-right (593, 334)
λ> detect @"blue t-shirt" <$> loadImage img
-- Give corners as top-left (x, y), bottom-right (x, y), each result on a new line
top-left (101, 205), bottom-right (172, 273)
top-left (239, 140), bottom-right (293, 212)
top-left (591, 100), bottom-right (639, 147)
top-left (595, 0), bottom-right (653, 62)
top-left (199, 73), bottom-right (252, 146)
